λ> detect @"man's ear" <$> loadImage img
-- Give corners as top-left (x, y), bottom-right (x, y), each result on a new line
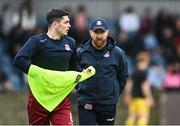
top-left (53, 21), bottom-right (59, 28)
top-left (106, 30), bottom-right (109, 35)
top-left (89, 30), bottom-right (93, 36)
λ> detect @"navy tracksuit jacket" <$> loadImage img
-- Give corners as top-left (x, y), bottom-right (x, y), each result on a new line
top-left (76, 37), bottom-right (128, 105)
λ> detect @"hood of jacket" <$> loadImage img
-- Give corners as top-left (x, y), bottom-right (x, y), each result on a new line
top-left (80, 36), bottom-right (116, 51)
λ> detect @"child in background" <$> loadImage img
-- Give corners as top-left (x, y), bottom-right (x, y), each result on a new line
top-left (124, 51), bottom-right (154, 125)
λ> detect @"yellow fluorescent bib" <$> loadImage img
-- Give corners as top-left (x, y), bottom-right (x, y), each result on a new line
top-left (28, 65), bottom-right (95, 112)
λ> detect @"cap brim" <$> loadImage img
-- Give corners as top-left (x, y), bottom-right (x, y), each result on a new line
top-left (92, 26), bottom-right (106, 31)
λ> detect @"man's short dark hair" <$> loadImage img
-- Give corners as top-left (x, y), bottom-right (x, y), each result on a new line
top-left (46, 9), bottom-right (69, 26)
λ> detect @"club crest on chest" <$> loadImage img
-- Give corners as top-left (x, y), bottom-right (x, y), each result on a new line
top-left (64, 44), bottom-right (71, 51)
top-left (104, 51), bottom-right (110, 57)
top-left (84, 103), bottom-right (93, 110)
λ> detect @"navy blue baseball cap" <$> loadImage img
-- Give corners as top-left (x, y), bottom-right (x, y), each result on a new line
top-left (90, 18), bottom-right (109, 31)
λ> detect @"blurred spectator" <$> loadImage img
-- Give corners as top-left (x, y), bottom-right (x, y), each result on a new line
top-left (163, 62), bottom-right (180, 91)
top-left (69, 5), bottom-right (89, 47)
top-left (7, 24), bottom-right (29, 59)
top-left (123, 51), bottom-right (154, 125)
top-left (0, 2), bottom-right (19, 38)
top-left (173, 16), bottom-right (180, 62)
top-left (160, 26), bottom-right (177, 63)
top-left (13, 0), bottom-right (36, 30)
top-left (18, 0), bottom-right (36, 31)
top-left (148, 61), bottom-right (165, 90)
top-left (155, 9), bottom-right (174, 45)
top-left (140, 7), bottom-right (154, 35)
top-left (118, 6), bottom-right (142, 59)
top-left (118, 6), bottom-right (140, 34)
top-left (143, 29), bottom-right (159, 52)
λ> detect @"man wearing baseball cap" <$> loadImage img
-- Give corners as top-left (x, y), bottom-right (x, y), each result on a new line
top-left (76, 18), bottom-right (129, 125)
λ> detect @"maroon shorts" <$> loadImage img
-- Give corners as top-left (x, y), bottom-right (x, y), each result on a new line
top-left (27, 92), bottom-right (73, 125)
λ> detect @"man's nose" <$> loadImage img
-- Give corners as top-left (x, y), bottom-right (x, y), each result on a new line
top-left (68, 23), bottom-right (71, 28)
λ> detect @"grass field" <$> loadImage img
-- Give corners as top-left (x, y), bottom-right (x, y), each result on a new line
top-left (0, 91), bottom-right (159, 125)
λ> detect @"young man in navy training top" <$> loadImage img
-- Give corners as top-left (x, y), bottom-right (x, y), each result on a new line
top-left (76, 18), bottom-right (129, 125)
top-left (13, 9), bottom-right (76, 125)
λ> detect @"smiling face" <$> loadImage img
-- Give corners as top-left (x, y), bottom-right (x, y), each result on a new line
top-left (55, 15), bottom-right (71, 37)
top-left (89, 29), bottom-right (109, 49)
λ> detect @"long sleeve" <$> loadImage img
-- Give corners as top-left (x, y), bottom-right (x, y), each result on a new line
top-left (13, 37), bottom-right (39, 74)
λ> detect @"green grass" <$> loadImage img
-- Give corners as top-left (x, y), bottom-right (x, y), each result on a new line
top-left (0, 92), bottom-right (28, 124)
top-left (0, 92), bottom-right (159, 125)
